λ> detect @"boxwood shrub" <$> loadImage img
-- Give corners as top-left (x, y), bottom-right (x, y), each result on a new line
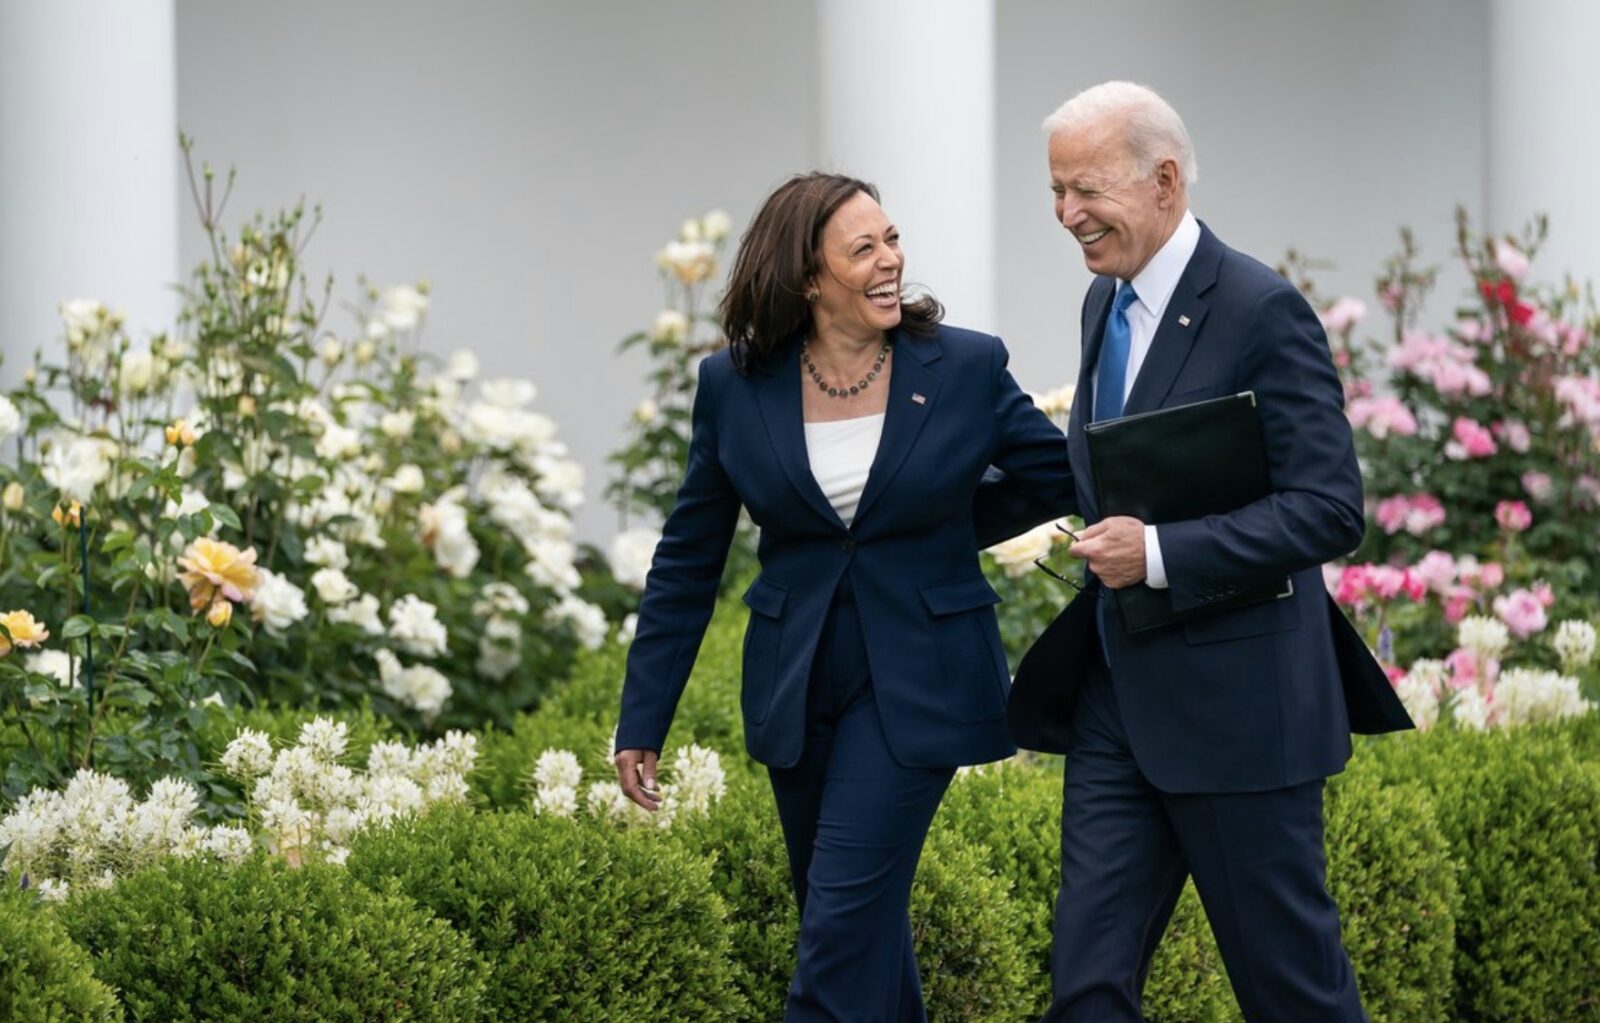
top-left (58, 855), bottom-right (485, 1022)
top-left (1362, 727), bottom-right (1600, 1021)
top-left (0, 883), bottom-right (121, 1023)
top-left (345, 807), bottom-right (746, 1021)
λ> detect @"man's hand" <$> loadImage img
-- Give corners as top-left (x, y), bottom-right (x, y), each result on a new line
top-left (615, 748), bottom-right (661, 811)
top-left (1068, 515), bottom-right (1147, 589)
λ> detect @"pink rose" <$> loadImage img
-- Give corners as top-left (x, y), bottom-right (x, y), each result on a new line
top-left (1401, 569), bottom-right (1427, 602)
top-left (1521, 471), bottom-right (1554, 503)
top-left (1493, 588), bottom-right (1548, 638)
top-left (1445, 417), bottom-right (1497, 460)
top-left (1368, 565), bottom-right (1407, 601)
top-left (1494, 500), bottom-right (1532, 533)
top-left (1492, 420), bottom-right (1532, 454)
top-left (1494, 239), bottom-right (1531, 280)
top-left (1532, 582), bottom-right (1555, 608)
top-left (1479, 562), bottom-right (1506, 589)
top-left (1444, 588), bottom-right (1475, 624)
top-left (1335, 565), bottom-right (1373, 607)
top-left (1320, 297), bottom-right (1367, 334)
top-left (1403, 494), bottom-right (1447, 536)
top-left (1384, 664), bottom-right (1406, 686)
top-left (1347, 396), bottom-right (1418, 440)
top-left (1561, 324), bottom-right (1589, 357)
top-left (1413, 551), bottom-right (1457, 595)
top-left (1455, 319), bottom-right (1487, 343)
top-left (1375, 496), bottom-right (1409, 535)
top-left (1445, 647), bottom-right (1479, 687)
top-left (1322, 564), bottom-right (1344, 596)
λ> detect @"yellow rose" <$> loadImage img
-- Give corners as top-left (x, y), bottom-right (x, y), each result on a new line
top-left (0, 610), bottom-right (49, 657)
top-left (177, 538), bottom-right (262, 613)
top-left (51, 500), bottom-right (82, 528)
top-left (2, 482), bottom-right (23, 512)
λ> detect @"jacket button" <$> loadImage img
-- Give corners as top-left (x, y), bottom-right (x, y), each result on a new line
top-left (840, 539), bottom-right (854, 553)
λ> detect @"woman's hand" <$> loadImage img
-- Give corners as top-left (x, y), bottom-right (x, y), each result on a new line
top-left (615, 748), bottom-right (662, 811)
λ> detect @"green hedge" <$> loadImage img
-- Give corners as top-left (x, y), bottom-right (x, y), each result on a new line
top-left (345, 807), bottom-right (746, 1021)
top-left (58, 855), bottom-right (485, 1022)
top-left (1362, 726), bottom-right (1600, 1022)
top-left (0, 884), bottom-right (121, 1023)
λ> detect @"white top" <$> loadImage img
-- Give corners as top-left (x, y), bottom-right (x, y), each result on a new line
top-left (1088, 208), bottom-right (1201, 591)
top-left (804, 413), bottom-right (885, 527)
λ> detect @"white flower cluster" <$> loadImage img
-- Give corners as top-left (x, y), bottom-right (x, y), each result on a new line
top-left (530, 741), bottom-right (726, 830)
top-left (1553, 619), bottom-right (1598, 674)
top-left (0, 770), bottom-right (251, 902)
top-left (1493, 668), bottom-right (1593, 726)
top-left (608, 528), bottom-right (662, 591)
top-left (374, 649), bottom-right (452, 718)
top-left (221, 718), bottom-right (476, 867)
top-left (1458, 615), bottom-right (1511, 660)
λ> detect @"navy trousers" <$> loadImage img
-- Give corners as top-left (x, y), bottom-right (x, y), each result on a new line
top-left (1044, 658), bottom-right (1367, 1023)
top-left (768, 575), bottom-right (955, 1023)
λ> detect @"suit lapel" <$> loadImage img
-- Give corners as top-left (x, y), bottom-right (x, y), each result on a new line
top-left (1123, 224), bottom-right (1222, 415)
top-left (853, 329), bottom-right (941, 527)
top-left (753, 343), bottom-right (848, 530)
top-left (1073, 278), bottom-right (1115, 521)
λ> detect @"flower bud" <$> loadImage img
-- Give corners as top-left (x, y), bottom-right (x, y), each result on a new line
top-left (320, 336), bottom-right (343, 366)
top-left (2, 482), bottom-right (23, 511)
top-left (51, 500), bottom-right (82, 528)
top-left (355, 341), bottom-right (378, 365)
top-left (237, 396), bottom-right (256, 417)
top-left (165, 419), bottom-right (197, 447)
top-left (207, 599), bottom-right (234, 628)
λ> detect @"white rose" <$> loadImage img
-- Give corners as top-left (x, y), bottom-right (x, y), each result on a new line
top-left (447, 349), bottom-right (480, 381)
top-left (551, 595), bottom-right (608, 651)
top-left (481, 378), bottom-right (538, 409)
top-left (388, 594), bottom-right (449, 659)
top-left (986, 521), bottom-right (1057, 578)
top-left (251, 570), bottom-right (310, 635)
top-left (633, 398), bottom-right (660, 425)
top-left (41, 432), bottom-right (117, 503)
top-left (328, 593), bottom-right (384, 635)
top-left (651, 310), bottom-right (689, 345)
top-left (311, 567), bottom-right (359, 605)
top-left (379, 285), bottom-right (429, 331)
top-left (0, 395), bottom-right (22, 439)
top-left (380, 411), bottom-right (416, 439)
top-left (609, 528), bottom-right (661, 590)
top-left (304, 536), bottom-right (350, 570)
top-left (702, 209), bottom-right (732, 242)
top-left (389, 464), bottom-right (426, 494)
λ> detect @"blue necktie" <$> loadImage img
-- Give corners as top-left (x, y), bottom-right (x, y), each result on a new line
top-left (1094, 284), bottom-right (1139, 422)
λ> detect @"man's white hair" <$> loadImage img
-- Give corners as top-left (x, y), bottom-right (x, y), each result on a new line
top-left (1042, 81), bottom-right (1199, 186)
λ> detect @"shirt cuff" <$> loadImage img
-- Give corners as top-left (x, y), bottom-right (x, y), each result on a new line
top-left (1144, 524), bottom-right (1169, 589)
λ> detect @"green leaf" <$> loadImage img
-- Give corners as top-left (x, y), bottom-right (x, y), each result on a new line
top-left (61, 615), bottom-right (96, 639)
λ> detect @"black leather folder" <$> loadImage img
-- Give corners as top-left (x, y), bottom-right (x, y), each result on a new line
top-left (1084, 392), bottom-right (1292, 634)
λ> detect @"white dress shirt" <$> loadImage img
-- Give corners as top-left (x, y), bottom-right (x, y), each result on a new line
top-left (805, 413), bottom-right (885, 527)
top-left (1090, 209), bottom-right (1201, 590)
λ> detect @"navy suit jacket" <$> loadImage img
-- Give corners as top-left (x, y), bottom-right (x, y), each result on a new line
top-left (998, 223), bottom-right (1409, 794)
top-left (616, 324), bottom-right (1076, 769)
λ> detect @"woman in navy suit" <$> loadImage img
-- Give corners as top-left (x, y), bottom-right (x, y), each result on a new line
top-left (614, 172), bottom-right (1073, 1021)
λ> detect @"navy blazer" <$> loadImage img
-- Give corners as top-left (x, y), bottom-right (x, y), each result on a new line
top-left (616, 325), bottom-right (1075, 769)
top-left (999, 223), bottom-right (1409, 794)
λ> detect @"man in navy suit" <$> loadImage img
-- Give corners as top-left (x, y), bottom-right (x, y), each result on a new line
top-left (1003, 82), bottom-right (1412, 1022)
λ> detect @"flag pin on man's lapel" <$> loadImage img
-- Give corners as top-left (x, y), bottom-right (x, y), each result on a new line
top-left (1178, 314), bottom-right (1192, 327)
top-left (911, 393), bottom-right (926, 405)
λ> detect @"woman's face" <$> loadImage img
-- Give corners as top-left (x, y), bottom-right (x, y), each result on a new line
top-left (810, 191), bottom-right (904, 342)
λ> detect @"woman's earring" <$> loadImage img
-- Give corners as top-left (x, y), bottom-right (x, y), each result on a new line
top-left (806, 289), bottom-right (819, 302)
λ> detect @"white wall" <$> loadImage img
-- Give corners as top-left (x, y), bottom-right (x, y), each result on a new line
top-left (175, 0), bottom-right (815, 542)
top-left (995, 0), bottom-right (1489, 390)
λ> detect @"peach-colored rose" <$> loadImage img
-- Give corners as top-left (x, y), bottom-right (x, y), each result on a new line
top-left (0, 610), bottom-right (49, 657)
top-left (177, 538), bottom-right (261, 613)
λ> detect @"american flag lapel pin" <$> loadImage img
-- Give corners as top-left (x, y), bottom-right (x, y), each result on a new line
top-left (1178, 314), bottom-right (1192, 327)
top-left (911, 393), bottom-right (926, 405)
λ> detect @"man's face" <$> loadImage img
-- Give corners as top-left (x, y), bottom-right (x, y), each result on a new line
top-left (1048, 117), bottom-right (1175, 281)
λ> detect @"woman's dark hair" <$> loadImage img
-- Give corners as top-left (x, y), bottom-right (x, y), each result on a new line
top-left (719, 172), bottom-right (943, 374)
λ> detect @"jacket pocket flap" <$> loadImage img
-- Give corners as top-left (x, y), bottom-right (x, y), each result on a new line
top-left (920, 576), bottom-right (1002, 616)
top-left (741, 576), bottom-right (789, 618)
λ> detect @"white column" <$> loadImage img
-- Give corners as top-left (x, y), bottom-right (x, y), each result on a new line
top-left (1487, 0), bottom-right (1600, 285)
top-left (816, 0), bottom-right (996, 332)
top-left (0, 0), bottom-right (179, 387)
